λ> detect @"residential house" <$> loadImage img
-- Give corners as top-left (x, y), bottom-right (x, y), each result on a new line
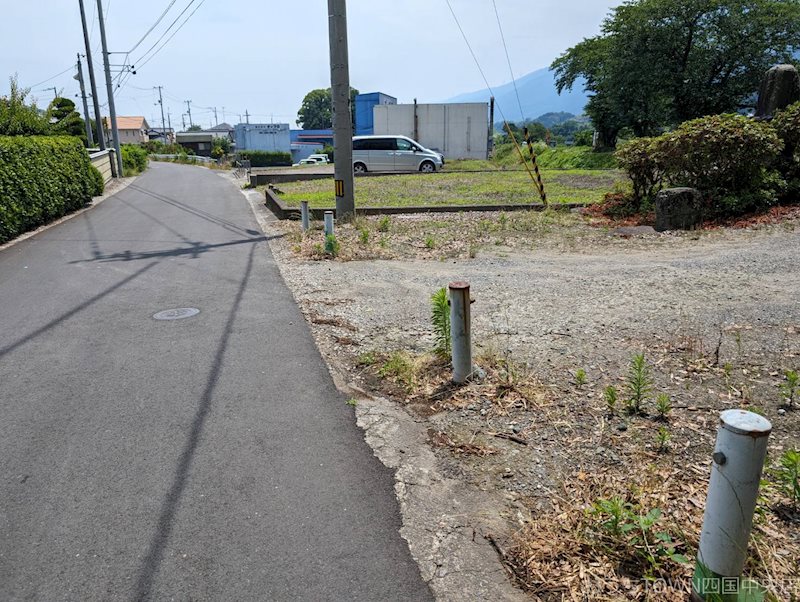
top-left (204, 122), bottom-right (235, 142)
top-left (176, 132), bottom-right (214, 157)
top-left (114, 116), bottom-right (150, 145)
top-left (148, 127), bottom-right (175, 144)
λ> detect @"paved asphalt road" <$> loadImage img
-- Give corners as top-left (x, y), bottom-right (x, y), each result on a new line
top-left (0, 163), bottom-right (433, 601)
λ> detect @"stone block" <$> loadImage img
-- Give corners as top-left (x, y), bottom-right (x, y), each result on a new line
top-left (756, 64), bottom-right (800, 118)
top-left (655, 188), bottom-right (703, 232)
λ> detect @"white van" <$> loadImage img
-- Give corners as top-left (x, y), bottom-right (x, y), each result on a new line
top-left (352, 135), bottom-right (444, 174)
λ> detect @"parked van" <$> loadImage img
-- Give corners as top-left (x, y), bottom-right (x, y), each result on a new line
top-left (352, 135), bottom-right (444, 174)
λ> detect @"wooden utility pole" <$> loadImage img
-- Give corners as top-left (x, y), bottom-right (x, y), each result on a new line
top-left (96, 0), bottom-right (123, 176)
top-left (327, 0), bottom-right (355, 218)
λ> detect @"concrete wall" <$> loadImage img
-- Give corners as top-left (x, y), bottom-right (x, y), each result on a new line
top-left (119, 129), bottom-right (148, 145)
top-left (89, 149), bottom-right (116, 184)
top-left (373, 102), bottom-right (489, 160)
top-left (234, 123), bottom-right (291, 152)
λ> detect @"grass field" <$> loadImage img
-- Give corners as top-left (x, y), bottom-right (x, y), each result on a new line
top-left (275, 169), bottom-right (624, 209)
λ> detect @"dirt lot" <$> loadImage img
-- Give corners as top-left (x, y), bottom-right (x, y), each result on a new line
top-left (265, 209), bottom-right (800, 600)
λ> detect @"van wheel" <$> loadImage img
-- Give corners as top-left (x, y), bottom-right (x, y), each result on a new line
top-left (419, 161), bottom-right (435, 173)
top-left (354, 162), bottom-right (367, 174)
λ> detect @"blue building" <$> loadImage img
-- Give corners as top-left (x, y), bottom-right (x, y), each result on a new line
top-left (354, 92), bottom-right (397, 135)
top-left (234, 123), bottom-right (290, 152)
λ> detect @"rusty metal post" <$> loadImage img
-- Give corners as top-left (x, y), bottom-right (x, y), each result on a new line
top-left (692, 409), bottom-right (772, 601)
top-left (300, 201), bottom-right (310, 232)
top-left (449, 281), bottom-right (472, 384)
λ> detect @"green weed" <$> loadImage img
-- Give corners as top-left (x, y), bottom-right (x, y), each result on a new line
top-left (325, 233), bottom-right (340, 257)
top-left (772, 449), bottom-right (800, 507)
top-left (377, 215), bottom-right (391, 232)
top-left (655, 393), bottom-right (672, 419)
top-left (604, 385), bottom-right (618, 415)
top-left (379, 351), bottom-right (417, 391)
top-left (575, 368), bottom-right (587, 387)
top-left (626, 353), bottom-right (652, 415)
top-left (780, 369), bottom-right (798, 408)
top-left (431, 288), bottom-right (451, 359)
top-left (358, 228), bottom-right (370, 245)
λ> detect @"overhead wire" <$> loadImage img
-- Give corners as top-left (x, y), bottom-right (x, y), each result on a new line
top-left (126, 0), bottom-right (178, 54)
top-left (491, 0), bottom-right (525, 124)
top-left (135, 0), bottom-right (206, 71)
top-left (443, 0), bottom-right (544, 201)
top-left (132, 0), bottom-right (198, 68)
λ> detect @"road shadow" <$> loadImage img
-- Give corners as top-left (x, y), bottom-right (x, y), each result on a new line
top-left (0, 262), bottom-right (158, 360)
top-left (132, 245), bottom-right (255, 601)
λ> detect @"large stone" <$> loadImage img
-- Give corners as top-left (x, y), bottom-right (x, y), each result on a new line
top-left (756, 64), bottom-right (800, 118)
top-left (655, 188), bottom-right (703, 232)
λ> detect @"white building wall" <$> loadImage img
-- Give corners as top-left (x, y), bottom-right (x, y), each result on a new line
top-left (373, 102), bottom-right (488, 160)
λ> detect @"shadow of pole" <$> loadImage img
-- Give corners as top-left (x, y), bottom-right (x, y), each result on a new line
top-left (132, 244), bottom-right (256, 601)
top-left (0, 262), bottom-right (159, 360)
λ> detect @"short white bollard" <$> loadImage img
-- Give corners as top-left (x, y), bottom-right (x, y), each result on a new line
top-left (692, 409), bottom-right (772, 601)
top-left (300, 201), bottom-right (310, 232)
top-left (324, 211), bottom-right (334, 237)
top-left (449, 281), bottom-right (472, 384)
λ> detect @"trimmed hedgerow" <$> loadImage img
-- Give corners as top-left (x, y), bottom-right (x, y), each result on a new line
top-left (237, 150), bottom-right (292, 167)
top-left (0, 136), bottom-right (98, 243)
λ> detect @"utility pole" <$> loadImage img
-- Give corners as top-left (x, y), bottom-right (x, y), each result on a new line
top-left (167, 110), bottom-right (172, 141)
top-left (47, 87), bottom-right (59, 99)
top-left (96, 0), bottom-right (123, 177)
top-left (155, 86), bottom-right (167, 142)
top-left (212, 107), bottom-right (218, 125)
top-left (75, 54), bottom-right (94, 146)
top-left (185, 100), bottom-right (193, 127)
top-left (245, 110), bottom-right (250, 124)
top-left (222, 106), bottom-right (226, 122)
top-left (327, 0), bottom-right (355, 218)
top-left (181, 113), bottom-right (186, 130)
top-left (78, 0), bottom-right (105, 150)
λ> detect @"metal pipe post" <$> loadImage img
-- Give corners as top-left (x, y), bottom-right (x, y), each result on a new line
top-left (300, 201), bottom-right (310, 232)
top-left (327, 0), bottom-right (355, 219)
top-left (324, 211), bottom-right (334, 237)
top-left (96, 0), bottom-right (123, 176)
top-left (449, 281), bottom-right (472, 384)
top-left (692, 409), bottom-right (772, 601)
top-left (78, 0), bottom-right (105, 150)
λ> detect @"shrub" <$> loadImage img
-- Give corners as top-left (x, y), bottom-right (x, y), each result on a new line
top-left (772, 101), bottom-right (800, 197)
top-left (658, 114), bottom-right (783, 215)
top-left (0, 136), bottom-right (98, 243)
top-left (88, 164), bottom-right (105, 196)
top-left (0, 76), bottom-right (52, 136)
top-left (322, 144), bottom-right (334, 162)
top-left (237, 150), bottom-right (292, 167)
top-left (121, 144), bottom-right (148, 176)
top-left (431, 288), bottom-right (451, 358)
top-left (615, 137), bottom-right (665, 207)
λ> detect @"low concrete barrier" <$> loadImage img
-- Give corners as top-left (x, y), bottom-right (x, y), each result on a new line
top-left (265, 187), bottom-right (587, 220)
top-left (89, 148), bottom-right (117, 183)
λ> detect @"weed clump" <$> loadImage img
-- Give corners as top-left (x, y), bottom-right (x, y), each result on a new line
top-left (430, 288), bottom-right (451, 359)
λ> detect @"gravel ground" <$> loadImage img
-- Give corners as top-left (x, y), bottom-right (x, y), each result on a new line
top-left (265, 211), bottom-right (800, 599)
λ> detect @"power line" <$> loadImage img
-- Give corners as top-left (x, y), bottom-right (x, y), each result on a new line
top-left (136, 0), bottom-right (206, 71)
top-left (126, 0), bottom-right (178, 54)
top-left (27, 65), bottom-right (75, 89)
top-left (491, 0), bottom-right (525, 124)
top-left (133, 0), bottom-right (198, 68)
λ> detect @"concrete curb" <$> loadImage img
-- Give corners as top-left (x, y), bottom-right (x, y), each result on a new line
top-left (264, 187), bottom-right (588, 220)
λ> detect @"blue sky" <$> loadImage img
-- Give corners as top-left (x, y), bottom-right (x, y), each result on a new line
top-left (1, 1), bottom-right (615, 129)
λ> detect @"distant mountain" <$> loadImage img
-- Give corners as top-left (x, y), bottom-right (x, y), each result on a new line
top-left (446, 66), bottom-right (588, 124)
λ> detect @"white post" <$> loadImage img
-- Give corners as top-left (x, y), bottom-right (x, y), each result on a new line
top-left (449, 281), bottom-right (472, 384)
top-left (692, 409), bottom-right (772, 601)
top-left (301, 201), bottom-right (310, 232)
top-left (324, 211), bottom-right (334, 237)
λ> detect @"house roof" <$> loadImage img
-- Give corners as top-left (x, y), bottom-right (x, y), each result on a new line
top-left (116, 116), bottom-right (148, 130)
top-left (205, 122), bottom-right (234, 132)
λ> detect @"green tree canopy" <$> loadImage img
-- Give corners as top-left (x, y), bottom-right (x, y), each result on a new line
top-left (0, 75), bottom-right (51, 136)
top-left (49, 97), bottom-right (87, 142)
top-left (186, 124), bottom-right (203, 132)
top-left (552, 0), bottom-right (800, 147)
top-left (296, 87), bottom-right (359, 130)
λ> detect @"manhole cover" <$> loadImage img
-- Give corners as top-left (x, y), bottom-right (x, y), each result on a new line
top-left (153, 307), bottom-right (200, 321)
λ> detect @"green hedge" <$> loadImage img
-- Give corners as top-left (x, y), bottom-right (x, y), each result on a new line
top-left (121, 144), bottom-right (148, 176)
top-left (0, 136), bottom-right (99, 243)
top-left (237, 150), bottom-right (292, 167)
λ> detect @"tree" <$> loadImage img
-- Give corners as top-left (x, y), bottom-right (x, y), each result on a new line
top-left (187, 124), bottom-right (203, 132)
top-left (49, 97), bottom-right (87, 143)
top-left (552, 0), bottom-right (800, 148)
top-left (296, 87), bottom-right (359, 130)
top-left (0, 75), bottom-right (51, 136)
top-left (211, 136), bottom-right (231, 159)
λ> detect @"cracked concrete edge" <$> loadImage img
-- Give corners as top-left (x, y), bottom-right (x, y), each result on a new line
top-left (351, 390), bottom-right (527, 602)
top-left (0, 175), bottom-right (138, 253)
top-left (233, 176), bottom-right (528, 601)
